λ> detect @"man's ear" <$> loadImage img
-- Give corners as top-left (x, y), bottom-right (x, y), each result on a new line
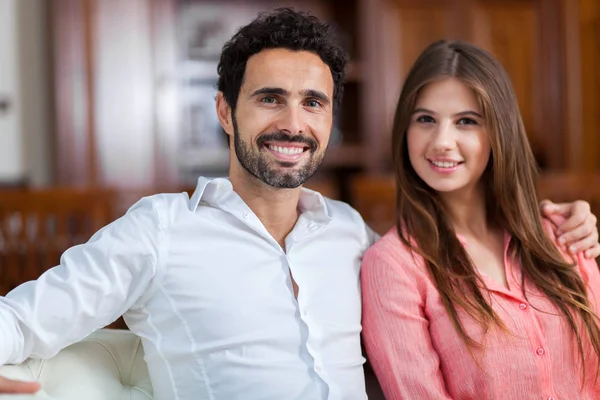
top-left (216, 92), bottom-right (234, 138)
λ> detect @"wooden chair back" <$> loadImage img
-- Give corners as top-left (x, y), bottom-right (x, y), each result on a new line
top-left (0, 188), bottom-right (113, 295)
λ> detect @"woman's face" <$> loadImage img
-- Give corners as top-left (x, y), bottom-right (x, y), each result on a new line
top-left (407, 77), bottom-right (491, 198)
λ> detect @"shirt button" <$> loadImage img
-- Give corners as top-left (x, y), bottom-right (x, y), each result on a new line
top-left (315, 365), bottom-right (322, 373)
top-left (301, 308), bottom-right (308, 318)
top-left (548, 397), bottom-right (554, 400)
top-left (536, 348), bottom-right (545, 356)
top-left (519, 303), bottom-right (527, 310)
top-left (242, 212), bottom-right (249, 219)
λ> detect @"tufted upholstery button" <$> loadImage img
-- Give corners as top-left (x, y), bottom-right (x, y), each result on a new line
top-left (0, 329), bottom-right (153, 399)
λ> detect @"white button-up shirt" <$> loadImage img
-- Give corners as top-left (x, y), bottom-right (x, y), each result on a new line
top-left (0, 177), bottom-right (376, 399)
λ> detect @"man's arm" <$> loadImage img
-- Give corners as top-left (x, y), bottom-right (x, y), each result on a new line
top-left (540, 199), bottom-right (599, 259)
top-left (0, 196), bottom-right (164, 382)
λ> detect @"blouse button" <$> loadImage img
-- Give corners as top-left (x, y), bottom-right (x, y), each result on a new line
top-left (548, 397), bottom-right (554, 400)
top-left (519, 303), bottom-right (527, 310)
top-left (536, 348), bottom-right (545, 356)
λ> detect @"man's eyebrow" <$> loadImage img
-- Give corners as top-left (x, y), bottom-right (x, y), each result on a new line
top-left (249, 87), bottom-right (289, 97)
top-left (301, 89), bottom-right (331, 105)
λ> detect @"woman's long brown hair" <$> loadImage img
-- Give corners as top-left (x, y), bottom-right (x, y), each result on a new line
top-left (392, 40), bottom-right (600, 378)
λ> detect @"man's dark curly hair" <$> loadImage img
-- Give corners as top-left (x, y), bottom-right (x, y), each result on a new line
top-left (217, 8), bottom-right (349, 115)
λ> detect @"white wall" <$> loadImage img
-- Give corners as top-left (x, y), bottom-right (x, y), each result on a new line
top-left (0, 0), bottom-right (25, 183)
top-left (94, 0), bottom-right (155, 187)
top-left (17, 0), bottom-right (52, 187)
top-left (0, 0), bottom-right (52, 186)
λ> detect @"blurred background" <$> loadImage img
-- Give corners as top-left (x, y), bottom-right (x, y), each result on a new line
top-left (0, 0), bottom-right (599, 303)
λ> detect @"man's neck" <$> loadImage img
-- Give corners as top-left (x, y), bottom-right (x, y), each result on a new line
top-left (229, 170), bottom-right (302, 249)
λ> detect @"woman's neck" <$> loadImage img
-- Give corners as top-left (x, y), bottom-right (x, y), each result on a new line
top-left (441, 183), bottom-right (491, 237)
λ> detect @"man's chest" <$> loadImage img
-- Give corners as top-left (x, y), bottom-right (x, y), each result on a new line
top-left (145, 231), bottom-right (364, 343)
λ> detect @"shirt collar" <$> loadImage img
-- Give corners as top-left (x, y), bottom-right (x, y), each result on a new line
top-left (298, 186), bottom-right (332, 224)
top-left (188, 176), bottom-right (230, 211)
top-left (188, 176), bottom-right (332, 223)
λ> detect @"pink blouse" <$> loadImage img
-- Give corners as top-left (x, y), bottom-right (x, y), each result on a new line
top-left (361, 221), bottom-right (600, 400)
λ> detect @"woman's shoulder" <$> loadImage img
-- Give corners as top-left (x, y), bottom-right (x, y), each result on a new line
top-left (539, 217), bottom-right (599, 283)
top-left (366, 227), bottom-right (408, 256)
top-left (540, 217), bottom-right (572, 261)
top-left (362, 227), bottom-right (427, 273)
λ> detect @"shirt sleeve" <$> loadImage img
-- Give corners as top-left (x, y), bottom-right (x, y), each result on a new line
top-left (360, 244), bottom-right (453, 400)
top-left (0, 196), bottom-right (164, 365)
top-left (541, 218), bottom-right (600, 305)
top-left (576, 252), bottom-right (600, 307)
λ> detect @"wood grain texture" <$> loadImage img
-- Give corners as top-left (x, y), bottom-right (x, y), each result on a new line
top-left (580, 0), bottom-right (600, 170)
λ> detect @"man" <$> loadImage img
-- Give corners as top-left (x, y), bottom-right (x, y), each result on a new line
top-left (1, 8), bottom-right (598, 399)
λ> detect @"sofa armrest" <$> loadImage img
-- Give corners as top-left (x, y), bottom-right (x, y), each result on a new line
top-left (0, 330), bottom-right (152, 400)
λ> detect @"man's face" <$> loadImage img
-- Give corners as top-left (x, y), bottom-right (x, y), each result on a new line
top-left (223, 48), bottom-right (334, 189)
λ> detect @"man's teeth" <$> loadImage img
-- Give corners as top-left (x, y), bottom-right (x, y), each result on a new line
top-left (268, 145), bottom-right (304, 155)
top-left (431, 160), bottom-right (459, 168)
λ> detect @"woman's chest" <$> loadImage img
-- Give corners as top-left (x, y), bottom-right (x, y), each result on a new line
top-left (425, 282), bottom-right (581, 397)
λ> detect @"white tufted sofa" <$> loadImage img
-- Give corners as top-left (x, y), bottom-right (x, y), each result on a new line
top-left (0, 329), bottom-right (153, 400)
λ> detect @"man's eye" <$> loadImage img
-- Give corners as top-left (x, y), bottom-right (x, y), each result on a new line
top-left (457, 117), bottom-right (478, 125)
top-left (416, 115), bottom-right (435, 123)
top-left (260, 96), bottom-right (278, 104)
top-left (306, 99), bottom-right (322, 108)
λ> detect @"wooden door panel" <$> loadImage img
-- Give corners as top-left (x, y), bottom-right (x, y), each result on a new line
top-left (580, 0), bottom-right (600, 170)
top-left (469, 1), bottom-right (539, 146)
top-left (396, 5), bottom-right (458, 77)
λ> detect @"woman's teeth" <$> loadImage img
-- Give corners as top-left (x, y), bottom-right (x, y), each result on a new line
top-left (431, 160), bottom-right (459, 168)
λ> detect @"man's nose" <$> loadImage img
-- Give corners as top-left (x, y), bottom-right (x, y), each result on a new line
top-left (274, 106), bottom-right (306, 135)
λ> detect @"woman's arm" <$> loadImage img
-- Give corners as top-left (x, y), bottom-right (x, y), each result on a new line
top-left (361, 244), bottom-right (453, 400)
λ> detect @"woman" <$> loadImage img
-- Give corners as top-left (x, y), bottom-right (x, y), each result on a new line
top-left (361, 40), bottom-right (600, 399)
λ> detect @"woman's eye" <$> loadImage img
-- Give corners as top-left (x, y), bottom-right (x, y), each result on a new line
top-left (457, 117), bottom-right (478, 125)
top-left (416, 115), bottom-right (435, 124)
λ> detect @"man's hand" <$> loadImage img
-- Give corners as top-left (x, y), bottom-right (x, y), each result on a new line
top-left (0, 375), bottom-right (40, 394)
top-left (541, 199), bottom-right (600, 259)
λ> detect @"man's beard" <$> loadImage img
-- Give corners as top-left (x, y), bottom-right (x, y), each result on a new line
top-left (232, 114), bottom-right (326, 189)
